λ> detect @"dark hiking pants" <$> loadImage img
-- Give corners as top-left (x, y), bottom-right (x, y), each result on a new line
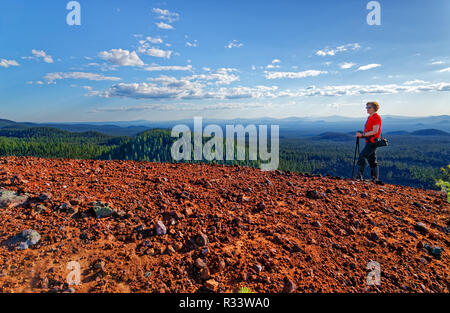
top-left (357, 141), bottom-right (378, 174)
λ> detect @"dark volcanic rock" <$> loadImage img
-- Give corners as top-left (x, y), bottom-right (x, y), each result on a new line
top-left (306, 190), bottom-right (325, 200)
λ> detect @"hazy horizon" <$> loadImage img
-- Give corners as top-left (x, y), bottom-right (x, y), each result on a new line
top-left (2, 113), bottom-right (450, 125)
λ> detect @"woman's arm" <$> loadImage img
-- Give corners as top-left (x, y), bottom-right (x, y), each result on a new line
top-left (363, 124), bottom-right (380, 137)
top-left (356, 124), bottom-right (380, 138)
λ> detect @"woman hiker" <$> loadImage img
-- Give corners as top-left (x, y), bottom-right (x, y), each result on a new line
top-left (355, 101), bottom-right (382, 182)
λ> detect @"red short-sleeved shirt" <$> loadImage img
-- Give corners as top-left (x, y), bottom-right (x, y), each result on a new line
top-left (364, 113), bottom-right (382, 143)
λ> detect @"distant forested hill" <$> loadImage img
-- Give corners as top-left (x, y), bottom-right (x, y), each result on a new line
top-left (0, 118), bottom-right (148, 136)
top-left (0, 126), bottom-right (125, 159)
top-left (99, 129), bottom-right (261, 168)
top-left (410, 129), bottom-right (449, 136)
top-left (99, 129), bottom-right (174, 162)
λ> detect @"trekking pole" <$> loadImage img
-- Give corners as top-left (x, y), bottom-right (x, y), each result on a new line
top-left (352, 137), bottom-right (360, 179)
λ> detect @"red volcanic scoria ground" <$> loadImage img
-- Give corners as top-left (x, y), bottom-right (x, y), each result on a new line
top-left (0, 156), bottom-right (448, 293)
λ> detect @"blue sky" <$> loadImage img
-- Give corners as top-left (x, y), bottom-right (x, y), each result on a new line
top-left (0, 0), bottom-right (449, 122)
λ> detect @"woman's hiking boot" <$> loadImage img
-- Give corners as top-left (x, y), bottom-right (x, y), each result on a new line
top-left (370, 166), bottom-right (379, 183)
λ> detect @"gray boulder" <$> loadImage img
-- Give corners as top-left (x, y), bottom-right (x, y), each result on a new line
top-left (0, 189), bottom-right (29, 208)
top-left (3, 229), bottom-right (41, 250)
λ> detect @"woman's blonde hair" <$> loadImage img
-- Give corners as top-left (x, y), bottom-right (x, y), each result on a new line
top-left (367, 101), bottom-right (380, 112)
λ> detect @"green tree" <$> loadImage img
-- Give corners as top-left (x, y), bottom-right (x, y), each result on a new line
top-left (436, 164), bottom-right (450, 202)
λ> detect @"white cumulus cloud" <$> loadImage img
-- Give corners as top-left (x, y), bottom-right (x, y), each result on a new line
top-left (140, 47), bottom-right (173, 59)
top-left (156, 22), bottom-right (174, 30)
top-left (315, 43), bottom-right (361, 57)
top-left (357, 64), bottom-right (381, 71)
top-left (186, 40), bottom-right (198, 48)
top-left (98, 49), bottom-right (144, 67)
top-left (404, 80), bottom-right (429, 85)
top-left (144, 64), bottom-right (193, 72)
top-left (226, 40), bottom-right (244, 49)
top-left (145, 36), bottom-right (163, 44)
top-left (152, 8), bottom-right (179, 23)
top-left (88, 79), bottom-right (450, 102)
top-left (0, 58), bottom-right (19, 68)
top-left (98, 82), bottom-right (277, 100)
top-left (44, 72), bottom-right (121, 84)
top-left (265, 70), bottom-right (327, 79)
top-left (32, 49), bottom-right (54, 63)
top-left (277, 81), bottom-right (450, 97)
top-left (339, 62), bottom-right (356, 69)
